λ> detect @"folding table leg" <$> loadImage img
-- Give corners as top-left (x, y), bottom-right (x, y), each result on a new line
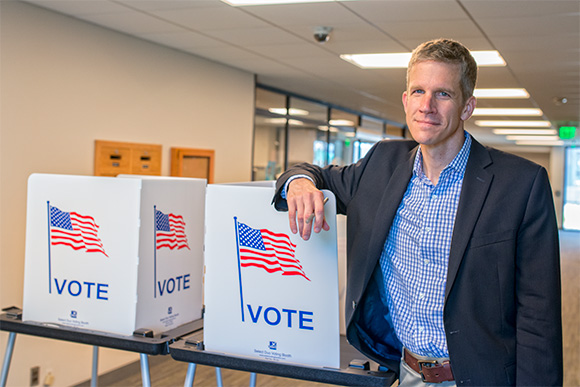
top-left (91, 346), bottom-right (99, 387)
top-left (140, 353), bottom-right (151, 387)
top-left (0, 332), bottom-right (16, 387)
top-left (215, 367), bottom-right (223, 387)
top-left (249, 372), bottom-right (257, 387)
top-left (183, 363), bottom-right (196, 387)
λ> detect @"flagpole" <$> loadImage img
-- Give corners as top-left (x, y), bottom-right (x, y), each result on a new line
top-left (47, 201), bottom-right (52, 294)
top-left (154, 205), bottom-right (157, 298)
top-left (233, 217), bottom-right (245, 322)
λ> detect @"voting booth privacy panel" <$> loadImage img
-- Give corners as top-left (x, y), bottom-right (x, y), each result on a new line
top-left (204, 185), bottom-right (340, 369)
top-left (22, 174), bottom-right (205, 336)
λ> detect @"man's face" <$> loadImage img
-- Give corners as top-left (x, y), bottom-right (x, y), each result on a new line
top-left (402, 60), bottom-right (475, 150)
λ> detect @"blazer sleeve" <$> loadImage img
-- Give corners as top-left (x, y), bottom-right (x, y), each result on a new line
top-left (272, 140), bottom-right (386, 214)
top-left (515, 166), bottom-right (563, 385)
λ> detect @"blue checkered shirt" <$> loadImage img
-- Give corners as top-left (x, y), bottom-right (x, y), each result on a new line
top-left (379, 132), bottom-right (471, 358)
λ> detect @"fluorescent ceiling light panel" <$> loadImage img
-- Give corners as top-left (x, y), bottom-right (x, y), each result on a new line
top-left (492, 129), bottom-right (558, 135)
top-left (222, 0), bottom-right (340, 5)
top-left (268, 108), bottom-right (309, 116)
top-left (266, 118), bottom-right (304, 125)
top-left (505, 135), bottom-right (560, 141)
top-left (288, 119), bottom-right (304, 125)
top-left (471, 51), bottom-right (506, 66)
top-left (475, 120), bottom-right (552, 128)
top-left (474, 88), bottom-right (529, 99)
top-left (340, 53), bottom-right (411, 68)
top-left (340, 50), bottom-right (505, 69)
top-left (472, 108), bottom-right (543, 116)
top-left (515, 140), bottom-right (564, 146)
top-left (329, 119), bottom-right (355, 126)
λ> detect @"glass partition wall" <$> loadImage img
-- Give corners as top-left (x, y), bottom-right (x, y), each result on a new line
top-left (252, 85), bottom-right (405, 181)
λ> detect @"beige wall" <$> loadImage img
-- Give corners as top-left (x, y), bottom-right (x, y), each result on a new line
top-left (0, 2), bottom-right (254, 386)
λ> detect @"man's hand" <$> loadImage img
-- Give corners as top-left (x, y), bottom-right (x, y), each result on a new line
top-left (286, 178), bottom-right (330, 240)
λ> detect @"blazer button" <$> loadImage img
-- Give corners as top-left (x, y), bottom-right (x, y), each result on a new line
top-left (352, 300), bottom-right (357, 309)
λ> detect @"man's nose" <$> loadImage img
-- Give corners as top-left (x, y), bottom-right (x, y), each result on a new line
top-left (419, 94), bottom-right (436, 113)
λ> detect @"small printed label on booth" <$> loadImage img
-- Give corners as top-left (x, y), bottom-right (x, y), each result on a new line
top-left (160, 311), bottom-right (180, 328)
top-left (253, 345), bottom-right (293, 362)
top-left (57, 315), bottom-right (89, 327)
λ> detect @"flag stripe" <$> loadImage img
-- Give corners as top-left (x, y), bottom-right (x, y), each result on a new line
top-left (237, 221), bottom-right (309, 281)
top-left (241, 262), bottom-right (283, 273)
top-left (49, 205), bottom-right (108, 257)
top-left (155, 209), bottom-right (190, 250)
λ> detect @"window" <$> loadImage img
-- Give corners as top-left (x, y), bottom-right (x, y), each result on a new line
top-left (563, 147), bottom-right (580, 230)
top-left (252, 85), bottom-right (404, 180)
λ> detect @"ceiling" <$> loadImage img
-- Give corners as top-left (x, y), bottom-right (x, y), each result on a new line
top-left (21, 0), bottom-right (580, 147)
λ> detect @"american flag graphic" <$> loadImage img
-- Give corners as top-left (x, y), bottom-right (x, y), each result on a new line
top-left (236, 221), bottom-right (309, 281)
top-left (155, 209), bottom-right (190, 250)
top-left (49, 205), bottom-right (108, 257)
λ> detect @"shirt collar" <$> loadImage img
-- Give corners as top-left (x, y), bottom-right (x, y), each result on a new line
top-left (413, 131), bottom-right (472, 179)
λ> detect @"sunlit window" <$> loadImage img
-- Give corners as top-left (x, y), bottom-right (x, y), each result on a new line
top-left (563, 147), bottom-right (580, 230)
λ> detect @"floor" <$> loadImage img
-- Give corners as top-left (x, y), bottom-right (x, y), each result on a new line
top-left (81, 230), bottom-right (580, 386)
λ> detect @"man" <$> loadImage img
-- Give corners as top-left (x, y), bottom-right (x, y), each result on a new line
top-left (273, 39), bottom-right (562, 385)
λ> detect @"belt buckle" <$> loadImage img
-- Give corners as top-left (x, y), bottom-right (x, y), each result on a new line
top-left (418, 360), bottom-right (439, 382)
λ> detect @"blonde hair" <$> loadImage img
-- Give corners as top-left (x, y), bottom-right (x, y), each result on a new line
top-left (407, 38), bottom-right (477, 103)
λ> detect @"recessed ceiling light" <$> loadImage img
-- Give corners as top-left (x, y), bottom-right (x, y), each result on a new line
top-left (340, 50), bottom-right (506, 69)
top-left (492, 129), bottom-right (558, 135)
top-left (475, 120), bottom-right (552, 128)
top-left (472, 108), bottom-right (543, 116)
top-left (221, 0), bottom-right (340, 5)
top-left (474, 88), bottom-right (530, 99)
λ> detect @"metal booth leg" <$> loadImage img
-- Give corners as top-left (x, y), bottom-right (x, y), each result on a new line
top-left (183, 363), bottom-right (197, 387)
top-left (249, 372), bottom-right (257, 387)
top-left (91, 346), bottom-right (99, 387)
top-left (140, 353), bottom-right (152, 387)
top-left (215, 367), bottom-right (223, 387)
top-left (0, 332), bottom-right (17, 387)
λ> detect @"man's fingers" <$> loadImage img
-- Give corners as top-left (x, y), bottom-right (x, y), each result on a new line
top-left (311, 197), bottom-right (329, 233)
top-left (299, 199), bottom-right (314, 240)
top-left (287, 202), bottom-right (298, 234)
top-left (286, 178), bottom-right (327, 241)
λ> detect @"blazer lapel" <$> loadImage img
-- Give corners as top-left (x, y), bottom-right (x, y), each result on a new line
top-left (365, 147), bottom-right (416, 276)
top-left (445, 139), bottom-right (493, 301)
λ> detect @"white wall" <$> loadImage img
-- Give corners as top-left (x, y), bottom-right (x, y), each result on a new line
top-left (0, 2), bottom-right (255, 386)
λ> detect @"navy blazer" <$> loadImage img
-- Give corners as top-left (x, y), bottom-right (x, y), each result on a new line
top-left (274, 137), bottom-right (562, 386)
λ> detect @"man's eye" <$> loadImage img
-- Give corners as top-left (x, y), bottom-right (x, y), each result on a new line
top-left (412, 89), bottom-right (424, 95)
top-left (438, 91), bottom-right (450, 97)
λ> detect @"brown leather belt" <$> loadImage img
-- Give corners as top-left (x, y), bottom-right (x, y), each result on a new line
top-left (404, 348), bottom-right (454, 383)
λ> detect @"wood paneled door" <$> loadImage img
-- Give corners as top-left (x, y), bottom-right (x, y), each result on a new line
top-left (170, 147), bottom-right (215, 183)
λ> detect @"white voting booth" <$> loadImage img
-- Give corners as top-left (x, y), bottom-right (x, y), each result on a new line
top-left (21, 175), bottom-right (342, 371)
top-left (203, 184), bottom-right (341, 369)
top-left (22, 174), bottom-right (205, 336)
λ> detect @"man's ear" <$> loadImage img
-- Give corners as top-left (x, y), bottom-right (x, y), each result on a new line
top-left (461, 96), bottom-right (476, 121)
top-left (402, 91), bottom-right (408, 113)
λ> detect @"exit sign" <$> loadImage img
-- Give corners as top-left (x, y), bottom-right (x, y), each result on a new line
top-left (559, 126), bottom-right (576, 140)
